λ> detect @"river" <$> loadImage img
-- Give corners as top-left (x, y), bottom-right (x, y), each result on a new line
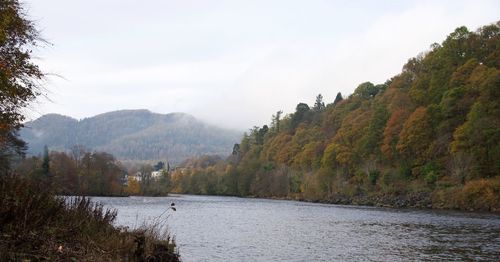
top-left (92, 194), bottom-right (500, 261)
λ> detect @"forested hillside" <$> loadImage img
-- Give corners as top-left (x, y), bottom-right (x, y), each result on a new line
top-left (20, 110), bottom-right (242, 163)
top-left (170, 23), bottom-right (500, 211)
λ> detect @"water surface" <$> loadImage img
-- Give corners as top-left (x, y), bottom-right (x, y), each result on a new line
top-left (93, 194), bottom-right (500, 261)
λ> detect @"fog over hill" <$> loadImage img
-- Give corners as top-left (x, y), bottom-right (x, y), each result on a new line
top-left (20, 110), bottom-right (242, 163)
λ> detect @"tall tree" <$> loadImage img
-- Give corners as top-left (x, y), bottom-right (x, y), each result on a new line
top-left (333, 92), bottom-right (343, 105)
top-left (271, 110), bottom-right (283, 133)
top-left (0, 0), bottom-right (45, 172)
top-left (353, 82), bottom-right (379, 99)
top-left (42, 145), bottom-right (50, 176)
top-left (154, 161), bottom-right (165, 171)
top-left (290, 103), bottom-right (310, 130)
top-left (313, 94), bottom-right (325, 112)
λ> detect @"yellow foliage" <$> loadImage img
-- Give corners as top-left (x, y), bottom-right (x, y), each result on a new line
top-left (125, 177), bottom-right (141, 195)
top-left (458, 177), bottom-right (500, 211)
top-left (261, 133), bottom-right (293, 162)
top-left (396, 107), bottom-right (432, 161)
top-left (432, 177), bottom-right (500, 211)
top-left (293, 141), bottom-right (322, 169)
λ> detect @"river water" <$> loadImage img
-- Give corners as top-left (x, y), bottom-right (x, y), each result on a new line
top-left (93, 194), bottom-right (500, 261)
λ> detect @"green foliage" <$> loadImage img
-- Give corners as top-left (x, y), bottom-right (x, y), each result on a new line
top-left (313, 94), bottom-right (326, 112)
top-left (398, 164), bottom-right (412, 180)
top-left (368, 170), bottom-right (380, 186)
top-left (333, 92), bottom-right (343, 105)
top-left (41, 145), bottom-right (50, 176)
top-left (359, 104), bottom-right (390, 156)
top-left (424, 171), bottom-right (439, 185)
top-left (270, 110), bottom-right (283, 133)
top-left (353, 82), bottom-right (380, 99)
top-left (290, 103), bottom-right (311, 131)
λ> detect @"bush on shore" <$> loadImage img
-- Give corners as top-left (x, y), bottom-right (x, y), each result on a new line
top-left (432, 176), bottom-right (500, 212)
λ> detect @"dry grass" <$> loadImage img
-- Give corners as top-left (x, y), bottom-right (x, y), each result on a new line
top-left (0, 175), bottom-right (180, 261)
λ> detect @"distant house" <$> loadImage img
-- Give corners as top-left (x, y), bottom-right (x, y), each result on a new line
top-left (151, 170), bottom-right (163, 180)
top-left (130, 172), bottom-right (142, 182)
top-left (124, 170), bottom-right (166, 184)
top-left (121, 172), bottom-right (129, 186)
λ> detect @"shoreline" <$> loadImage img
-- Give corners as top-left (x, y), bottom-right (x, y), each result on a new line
top-left (166, 192), bottom-right (500, 214)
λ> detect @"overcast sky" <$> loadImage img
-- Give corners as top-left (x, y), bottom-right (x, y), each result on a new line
top-left (26, 0), bottom-right (499, 130)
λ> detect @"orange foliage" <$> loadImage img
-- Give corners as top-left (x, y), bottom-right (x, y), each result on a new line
top-left (396, 107), bottom-right (432, 161)
top-left (125, 177), bottom-right (141, 195)
top-left (381, 109), bottom-right (407, 159)
top-left (458, 177), bottom-right (500, 211)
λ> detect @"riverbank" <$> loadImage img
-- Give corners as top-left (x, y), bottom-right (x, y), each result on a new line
top-left (266, 190), bottom-right (499, 213)
top-left (172, 176), bottom-right (500, 213)
top-left (0, 176), bottom-right (180, 261)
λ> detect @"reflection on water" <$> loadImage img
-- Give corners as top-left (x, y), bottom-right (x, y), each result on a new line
top-left (92, 195), bottom-right (500, 262)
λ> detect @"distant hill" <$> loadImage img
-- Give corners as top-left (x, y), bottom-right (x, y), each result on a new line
top-left (20, 110), bottom-right (242, 163)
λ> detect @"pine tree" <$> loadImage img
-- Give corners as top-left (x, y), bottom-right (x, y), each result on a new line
top-left (333, 92), bottom-right (343, 105)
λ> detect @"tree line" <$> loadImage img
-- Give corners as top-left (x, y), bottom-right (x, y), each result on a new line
top-left (13, 145), bottom-right (172, 196)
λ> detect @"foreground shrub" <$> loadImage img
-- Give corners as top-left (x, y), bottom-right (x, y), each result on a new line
top-left (0, 175), bottom-right (180, 261)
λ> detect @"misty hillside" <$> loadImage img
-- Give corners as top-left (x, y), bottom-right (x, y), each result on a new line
top-left (20, 110), bottom-right (242, 163)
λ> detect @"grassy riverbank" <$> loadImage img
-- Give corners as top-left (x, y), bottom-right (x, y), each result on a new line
top-left (0, 176), bottom-right (180, 261)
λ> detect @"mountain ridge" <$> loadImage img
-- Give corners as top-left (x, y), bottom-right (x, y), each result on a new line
top-left (20, 110), bottom-right (242, 163)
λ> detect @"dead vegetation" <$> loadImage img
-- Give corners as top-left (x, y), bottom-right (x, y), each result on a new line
top-left (0, 175), bottom-right (180, 261)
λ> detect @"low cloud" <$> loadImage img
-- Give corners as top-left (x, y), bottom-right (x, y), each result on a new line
top-left (29, 0), bottom-right (500, 129)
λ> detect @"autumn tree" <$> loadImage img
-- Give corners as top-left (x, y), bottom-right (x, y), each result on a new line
top-left (396, 107), bottom-right (433, 165)
top-left (451, 65), bottom-right (500, 178)
top-left (0, 0), bottom-right (45, 173)
top-left (359, 104), bottom-right (389, 157)
top-left (50, 151), bottom-right (78, 193)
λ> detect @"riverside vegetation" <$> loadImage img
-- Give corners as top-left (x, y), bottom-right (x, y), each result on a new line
top-left (169, 22), bottom-right (500, 212)
top-left (0, 0), bottom-right (179, 260)
top-left (0, 175), bottom-right (179, 261)
top-left (14, 146), bottom-right (173, 197)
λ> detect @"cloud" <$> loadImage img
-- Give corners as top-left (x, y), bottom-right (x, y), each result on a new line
top-left (29, 0), bottom-right (500, 129)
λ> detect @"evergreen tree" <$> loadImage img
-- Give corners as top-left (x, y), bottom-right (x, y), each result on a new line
top-left (42, 145), bottom-right (50, 175)
top-left (313, 94), bottom-right (325, 112)
top-left (271, 110), bottom-right (283, 133)
top-left (333, 92), bottom-right (343, 105)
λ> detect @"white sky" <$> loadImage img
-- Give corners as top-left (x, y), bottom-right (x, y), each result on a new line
top-left (26, 0), bottom-right (500, 130)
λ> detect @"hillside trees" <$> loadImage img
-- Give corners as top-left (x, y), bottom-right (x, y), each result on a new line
top-left (168, 22), bottom-right (500, 211)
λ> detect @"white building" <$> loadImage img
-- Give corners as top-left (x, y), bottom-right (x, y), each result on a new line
top-left (151, 170), bottom-right (163, 179)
